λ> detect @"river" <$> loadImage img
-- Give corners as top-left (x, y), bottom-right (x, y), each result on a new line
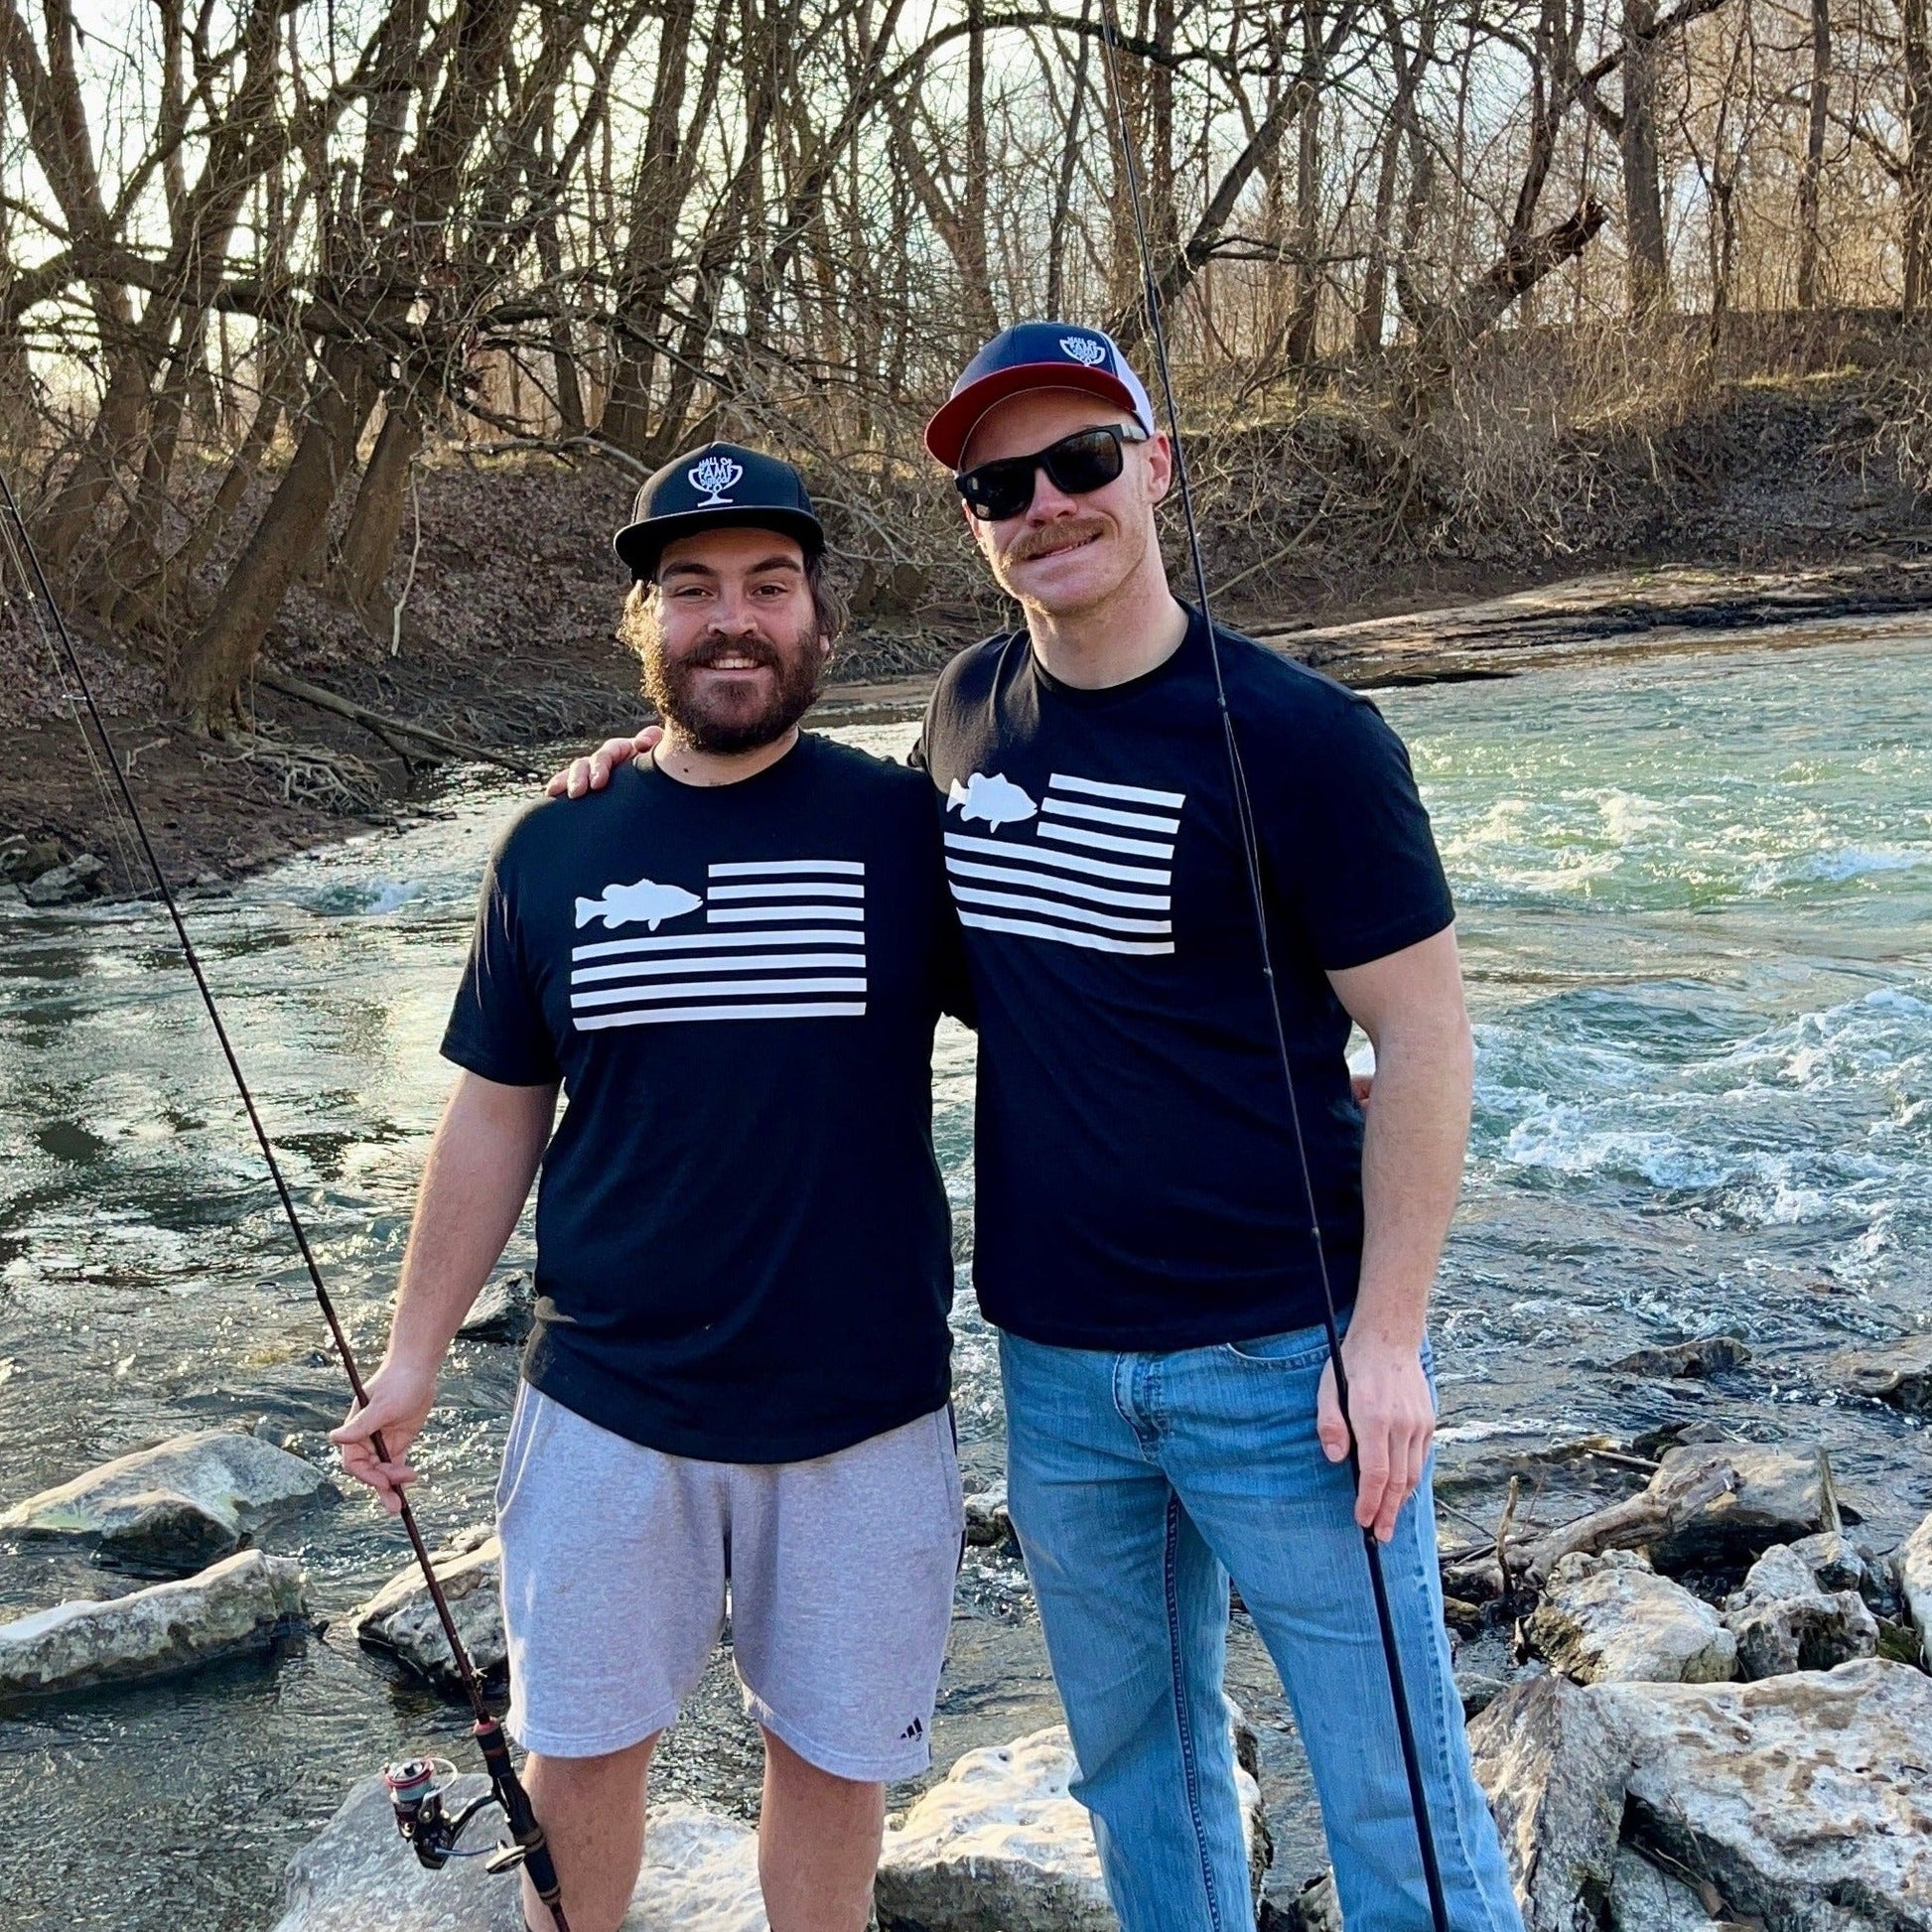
top-left (2, 629), bottom-right (1928, 1928)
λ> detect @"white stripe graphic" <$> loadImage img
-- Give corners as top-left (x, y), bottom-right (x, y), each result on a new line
top-left (948, 886), bottom-right (1171, 935)
top-left (1035, 822), bottom-right (1175, 861)
top-left (574, 928), bottom-right (861, 961)
top-left (708, 903), bottom-right (864, 923)
top-left (574, 976), bottom-right (867, 1009)
top-left (1048, 773), bottom-right (1186, 809)
top-left (709, 859), bottom-right (865, 877)
top-left (1039, 796), bottom-right (1181, 836)
top-left (708, 881), bottom-right (865, 900)
top-left (578, 1001), bottom-right (867, 1029)
top-left (959, 910), bottom-right (1173, 955)
top-left (944, 831), bottom-right (1167, 886)
top-left (944, 857), bottom-right (1169, 910)
top-left (573, 952), bottom-right (865, 986)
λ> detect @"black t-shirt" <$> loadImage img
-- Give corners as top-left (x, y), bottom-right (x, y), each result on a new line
top-left (441, 733), bottom-right (962, 1461)
top-left (916, 608), bottom-right (1454, 1350)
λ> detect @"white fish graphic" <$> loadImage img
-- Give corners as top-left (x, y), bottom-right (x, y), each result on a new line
top-left (946, 771), bottom-right (1037, 830)
top-left (574, 878), bottom-right (704, 931)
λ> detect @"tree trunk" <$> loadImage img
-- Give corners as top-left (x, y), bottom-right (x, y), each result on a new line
top-left (1905, 0), bottom-right (1932, 312)
top-left (1285, 1), bottom-right (1327, 367)
top-left (1796, 0), bottom-right (1830, 309)
top-left (329, 396), bottom-right (424, 631)
top-left (1619, 0), bottom-right (1669, 318)
top-left (168, 343), bottom-right (377, 726)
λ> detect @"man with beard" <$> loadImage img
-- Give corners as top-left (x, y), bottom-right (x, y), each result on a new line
top-left (557, 335), bottom-right (1519, 1932)
top-left (332, 444), bottom-right (968, 1932)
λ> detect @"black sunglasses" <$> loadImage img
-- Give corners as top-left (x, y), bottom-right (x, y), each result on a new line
top-left (954, 422), bottom-right (1149, 522)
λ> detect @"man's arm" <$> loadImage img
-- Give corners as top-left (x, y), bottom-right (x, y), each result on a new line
top-left (330, 1070), bottom-right (558, 1512)
top-left (1320, 925), bottom-right (1472, 1543)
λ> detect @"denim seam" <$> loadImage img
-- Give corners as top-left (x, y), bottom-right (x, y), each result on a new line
top-left (1396, 1506), bottom-right (1512, 1932)
top-left (1163, 1490), bottom-right (1226, 1932)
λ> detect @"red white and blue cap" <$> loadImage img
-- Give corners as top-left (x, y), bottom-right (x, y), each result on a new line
top-left (923, 321), bottom-right (1158, 470)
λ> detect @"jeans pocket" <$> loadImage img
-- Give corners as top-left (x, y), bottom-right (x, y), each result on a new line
top-left (1221, 1323), bottom-right (1332, 1370)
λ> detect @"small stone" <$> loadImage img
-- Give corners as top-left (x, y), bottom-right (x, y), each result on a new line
top-left (963, 1482), bottom-right (1014, 1548)
top-left (270, 1775), bottom-right (764, 1930)
top-left (1273, 1869), bottom-right (1342, 1932)
top-left (348, 1535), bottom-right (503, 1691)
top-left (1784, 1529), bottom-right (1869, 1594)
top-left (1732, 1543), bottom-right (1814, 1603)
top-left (22, 853), bottom-right (106, 905)
top-left (1529, 1550), bottom-right (1737, 1685)
top-left (0, 1427), bottom-right (336, 1572)
top-left (0, 834), bottom-right (64, 883)
top-left (0, 1551), bottom-right (310, 1696)
top-left (876, 1721), bottom-right (1268, 1931)
top-left (1610, 1337), bottom-right (1750, 1380)
top-left (1725, 1586), bottom-right (1877, 1679)
top-left (457, 1270), bottom-right (534, 1343)
top-left (1456, 1668), bottom-right (1509, 1718)
top-left (1828, 1333), bottom-right (1932, 1415)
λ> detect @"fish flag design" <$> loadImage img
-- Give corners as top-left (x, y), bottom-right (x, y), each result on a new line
top-left (947, 770), bottom-right (1037, 829)
top-left (568, 860), bottom-right (866, 1029)
top-left (944, 773), bottom-right (1183, 956)
top-left (574, 877), bottom-right (704, 930)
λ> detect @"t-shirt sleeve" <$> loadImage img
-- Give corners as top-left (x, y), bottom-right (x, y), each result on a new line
top-left (1261, 693), bottom-right (1455, 972)
top-left (441, 839), bottom-right (563, 1086)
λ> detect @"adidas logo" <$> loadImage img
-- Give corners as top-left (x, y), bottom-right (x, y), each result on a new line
top-left (898, 1717), bottom-right (924, 1741)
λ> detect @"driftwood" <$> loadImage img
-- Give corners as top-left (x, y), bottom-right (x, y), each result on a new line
top-left (257, 668), bottom-right (538, 778)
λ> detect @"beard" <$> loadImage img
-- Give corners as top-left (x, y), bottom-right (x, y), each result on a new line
top-left (630, 604), bottom-right (826, 754)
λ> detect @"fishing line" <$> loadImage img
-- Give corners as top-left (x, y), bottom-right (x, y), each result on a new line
top-left (0, 460), bottom-right (572, 1932)
top-left (1089, 12), bottom-right (1453, 1928)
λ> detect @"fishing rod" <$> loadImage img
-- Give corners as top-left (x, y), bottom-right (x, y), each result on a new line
top-left (1089, 11), bottom-right (1453, 1930)
top-left (0, 463), bottom-right (572, 1932)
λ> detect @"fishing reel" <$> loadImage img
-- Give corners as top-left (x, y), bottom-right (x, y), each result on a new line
top-left (382, 1755), bottom-right (529, 1875)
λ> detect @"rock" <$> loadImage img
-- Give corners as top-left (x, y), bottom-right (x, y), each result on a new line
top-left (1734, 1542), bottom-right (1814, 1601)
top-left (1783, 1529), bottom-right (1870, 1594)
top-left (348, 1534), bottom-right (503, 1690)
top-left (270, 1774), bottom-right (765, 1931)
top-left (0, 1427), bottom-right (336, 1571)
top-left (1609, 1337), bottom-right (1750, 1379)
top-left (1724, 1587), bottom-right (1877, 1679)
top-left (0, 833), bottom-right (65, 882)
top-left (1828, 1332), bottom-right (1932, 1414)
top-left (1607, 1845), bottom-right (1717, 1932)
top-left (22, 853), bottom-right (105, 905)
top-left (963, 1482), bottom-right (1014, 1548)
top-left (1529, 1551), bottom-right (1736, 1685)
top-left (1899, 1510), bottom-right (1932, 1668)
top-left (1596, 1660), bottom-right (1932, 1929)
top-left (458, 1271), bottom-right (535, 1343)
top-left (876, 1722), bottom-right (1268, 1931)
top-left (0, 1551), bottom-right (309, 1696)
top-left (1642, 1443), bottom-right (1853, 1574)
top-left (1270, 1870), bottom-right (1342, 1932)
top-left (1456, 1667), bottom-right (1509, 1718)
top-left (1467, 1673), bottom-right (1635, 1932)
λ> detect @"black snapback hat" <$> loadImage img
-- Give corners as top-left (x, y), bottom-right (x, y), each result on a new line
top-left (613, 442), bottom-right (825, 580)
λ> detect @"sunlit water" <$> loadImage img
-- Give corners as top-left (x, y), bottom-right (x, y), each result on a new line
top-left (2, 632), bottom-right (1929, 1928)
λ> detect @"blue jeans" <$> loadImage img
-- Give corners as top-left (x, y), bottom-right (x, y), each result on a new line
top-left (1000, 1324), bottom-right (1523, 1932)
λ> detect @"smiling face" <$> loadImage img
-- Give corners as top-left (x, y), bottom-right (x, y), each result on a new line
top-left (958, 389), bottom-right (1173, 620)
top-left (622, 525), bottom-right (832, 753)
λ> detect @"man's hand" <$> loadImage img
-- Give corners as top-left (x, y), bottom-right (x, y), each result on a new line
top-left (329, 1359), bottom-right (440, 1515)
top-left (545, 726), bottom-right (661, 798)
top-left (1315, 1333), bottom-right (1434, 1544)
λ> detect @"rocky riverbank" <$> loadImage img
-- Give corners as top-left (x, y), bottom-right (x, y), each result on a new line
top-left (5, 1384), bottom-right (1929, 1931)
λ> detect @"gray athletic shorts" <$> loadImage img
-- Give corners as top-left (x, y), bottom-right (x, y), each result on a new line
top-left (495, 1384), bottom-right (963, 1780)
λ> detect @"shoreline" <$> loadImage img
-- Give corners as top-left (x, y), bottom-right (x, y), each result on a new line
top-left (7, 553), bottom-right (1930, 898)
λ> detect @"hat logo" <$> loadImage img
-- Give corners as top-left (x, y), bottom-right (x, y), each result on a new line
top-left (1059, 336), bottom-right (1108, 367)
top-left (689, 455), bottom-right (743, 505)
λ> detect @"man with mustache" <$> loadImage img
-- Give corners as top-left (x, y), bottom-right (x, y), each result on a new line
top-left (561, 330), bottom-right (1519, 1932)
top-left (334, 445), bottom-right (968, 1932)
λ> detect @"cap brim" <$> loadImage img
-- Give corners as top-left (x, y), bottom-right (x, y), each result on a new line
top-left (923, 363), bottom-right (1148, 469)
top-left (613, 506), bottom-right (824, 579)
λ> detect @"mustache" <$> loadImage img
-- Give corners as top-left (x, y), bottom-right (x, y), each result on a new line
top-left (675, 630), bottom-right (785, 669)
top-left (1004, 514), bottom-right (1110, 564)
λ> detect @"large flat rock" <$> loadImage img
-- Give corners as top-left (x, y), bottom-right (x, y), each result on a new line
top-left (1643, 1444), bottom-right (1849, 1574)
top-left (272, 1774), bottom-right (765, 1931)
top-left (0, 1428), bottom-right (334, 1572)
top-left (0, 1551), bottom-right (310, 1696)
top-left (875, 1721), bottom-right (1266, 1932)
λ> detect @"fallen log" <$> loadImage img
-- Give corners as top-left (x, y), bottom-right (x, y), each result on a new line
top-left (256, 667), bottom-right (538, 778)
